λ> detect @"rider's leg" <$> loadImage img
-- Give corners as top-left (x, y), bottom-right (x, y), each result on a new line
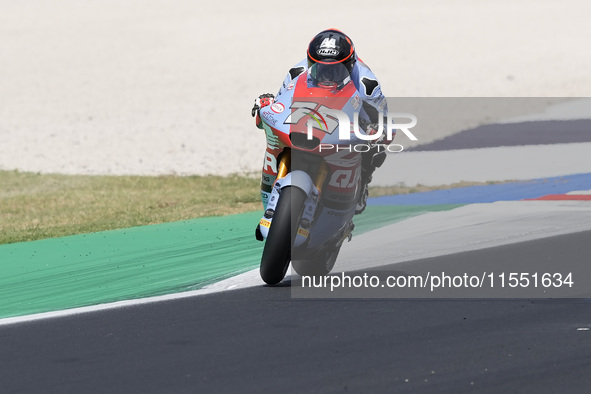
top-left (355, 146), bottom-right (387, 214)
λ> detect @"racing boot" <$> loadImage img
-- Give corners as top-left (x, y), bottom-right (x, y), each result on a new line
top-left (355, 177), bottom-right (370, 215)
top-left (355, 149), bottom-right (387, 215)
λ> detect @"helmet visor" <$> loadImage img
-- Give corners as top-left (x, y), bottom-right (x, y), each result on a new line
top-left (309, 62), bottom-right (350, 88)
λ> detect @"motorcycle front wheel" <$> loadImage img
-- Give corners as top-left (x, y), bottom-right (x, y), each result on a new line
top-left (260, 186), bottom-right (307, 285)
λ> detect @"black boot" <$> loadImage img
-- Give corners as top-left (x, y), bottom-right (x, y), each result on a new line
top-left (355, 148), bottom-right (386, 215)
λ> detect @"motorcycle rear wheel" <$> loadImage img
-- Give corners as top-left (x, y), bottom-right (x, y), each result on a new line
top-left (292, 245), bottom-right (340, 277)
top-left (260, 186), bottom-right (307, 285)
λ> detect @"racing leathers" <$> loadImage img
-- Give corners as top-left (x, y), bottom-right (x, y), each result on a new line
top-left (252, 58), bottom-right (391, 214)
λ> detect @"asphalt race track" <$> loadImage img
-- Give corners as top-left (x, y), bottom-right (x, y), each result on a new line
top-left (2, 230), bottom-right (591, 393)
top-left (2, 103), bottom-right (590, 392)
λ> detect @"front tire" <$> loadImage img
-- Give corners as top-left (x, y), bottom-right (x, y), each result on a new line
top-left (260, 186), bottom-right (307, 285)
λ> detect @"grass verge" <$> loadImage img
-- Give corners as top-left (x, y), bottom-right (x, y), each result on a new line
top-left (0, 170), bottom-right (501, 245)
top-left (0, 170), bottom-right (261, 245)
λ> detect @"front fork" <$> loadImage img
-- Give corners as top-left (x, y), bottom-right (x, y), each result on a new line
top-left (256, 150), bottom-right (329, 242)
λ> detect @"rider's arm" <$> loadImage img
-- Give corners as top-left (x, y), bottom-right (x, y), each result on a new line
top-left (352, 60), bottom-right (391, 144)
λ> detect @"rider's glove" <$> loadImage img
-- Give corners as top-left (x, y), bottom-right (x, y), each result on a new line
top-left (251, 93), bottom-right (275, 117)
top-left (252, 93), bottom-right (275, 129)
top-left (258, 93), bottom-right (274, 108)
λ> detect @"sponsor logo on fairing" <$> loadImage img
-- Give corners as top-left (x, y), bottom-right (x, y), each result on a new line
top-left (297, 228), bottom-right (309, 237)
top-left (261, 110), bottom-right (277, 127)
top-left (351, 95), bottom-right (361, 110)
top-left (285, 101), bottom-right (418, 147)
top-left (271, 103), bottom-right (285, 113)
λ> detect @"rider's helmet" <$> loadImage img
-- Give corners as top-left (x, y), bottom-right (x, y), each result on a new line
top-left (307, 29), bottom-right (356, 88)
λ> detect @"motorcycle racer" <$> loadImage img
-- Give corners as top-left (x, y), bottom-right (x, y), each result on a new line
top-left (252, 28), bottom-right (391, 215)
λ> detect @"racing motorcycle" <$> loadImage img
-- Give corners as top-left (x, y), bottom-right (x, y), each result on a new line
top-left (254, 63), bottom-right (384, 285)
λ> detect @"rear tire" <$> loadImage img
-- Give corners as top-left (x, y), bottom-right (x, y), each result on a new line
top-left (292, 245), bottom-right (340, 277)
top-left (260, 186), bottom-right (307, 285)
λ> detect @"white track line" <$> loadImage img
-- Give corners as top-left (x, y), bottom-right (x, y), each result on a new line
top-left (0, 269), bottom-right (263, 327)
top-left (336, 200), bottom-right (591, 272)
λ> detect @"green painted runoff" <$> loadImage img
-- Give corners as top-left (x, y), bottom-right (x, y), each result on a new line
top-left (0, 204), bottom-right (461, 319)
